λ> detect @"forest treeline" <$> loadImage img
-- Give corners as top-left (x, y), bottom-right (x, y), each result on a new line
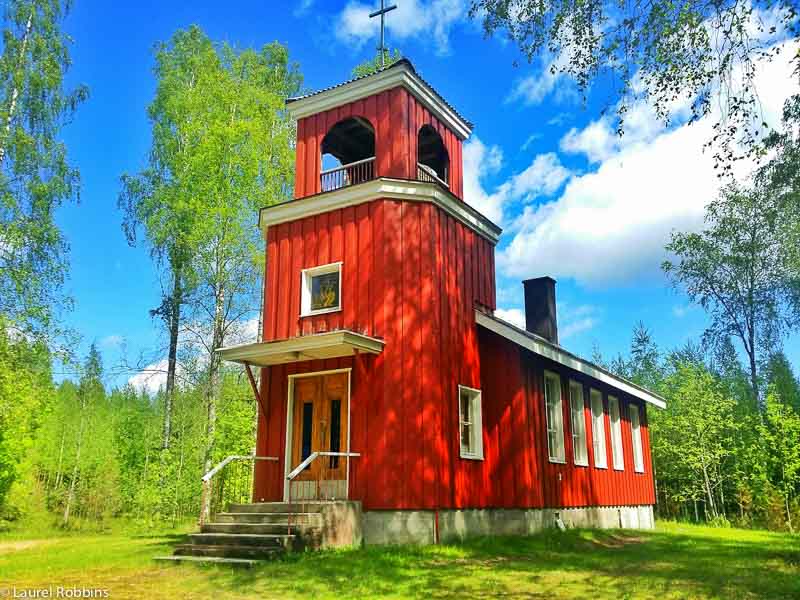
top-left (596, 327), bottom-right (800, 531)
top-left (1, 0), bottom-right (799, 534)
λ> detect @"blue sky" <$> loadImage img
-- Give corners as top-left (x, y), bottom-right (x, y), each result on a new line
top-left (54, 0), bottom-right (799, 387)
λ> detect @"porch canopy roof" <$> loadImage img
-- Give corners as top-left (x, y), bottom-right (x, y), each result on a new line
top-left (217, 330), bottom-right (384, 367)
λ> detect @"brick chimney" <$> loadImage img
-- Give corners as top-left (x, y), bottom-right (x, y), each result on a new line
top-left (522, 277), bottom-right (558, 344)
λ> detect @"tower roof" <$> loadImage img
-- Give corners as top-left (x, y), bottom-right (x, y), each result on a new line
top-left (286, 58), bottom-right (474, 140)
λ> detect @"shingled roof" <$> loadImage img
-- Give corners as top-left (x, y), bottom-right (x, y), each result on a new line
top-left (286, 58), bottom-right (474, 133)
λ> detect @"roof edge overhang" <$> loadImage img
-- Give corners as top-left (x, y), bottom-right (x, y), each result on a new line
top-left (475, 310), bottom-right (667, 409)
top-left (286, 60), bottom-right (473, 140)
top-left (217, 330), bottom-right (385, 367)
top-left (259, 177), bottom-right (502, 244)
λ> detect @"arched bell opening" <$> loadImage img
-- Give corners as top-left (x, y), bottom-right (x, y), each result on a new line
top-left (320, 117), bottom-right (376, 192)
top-left (417, 125), bottom-right (449, 187)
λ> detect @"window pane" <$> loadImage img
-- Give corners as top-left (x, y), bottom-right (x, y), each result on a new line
top-left (591, 390), bottom-right (607, 468)
top-left (301, 401), bottom-right (314, 468)
top-left (329, 398), bottom-right (341, 468)
top-left (630, 404), bottom-right (644, 472)
top-left (310, 271), bottom-right (339, 311)
top-left (570, 384), bottom-right (587, 465)
top-left (609, 396), bottom-right (624, 470)
top-left (461, 423), bottom-right (472, 453)
top-left (460, 394), bottom-right (471, 424)
top-left (545, 375), bottom-right (565, 462)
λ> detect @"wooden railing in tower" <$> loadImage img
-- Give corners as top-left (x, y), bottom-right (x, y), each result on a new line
top-left (320, 157), bottom-right (375, 192)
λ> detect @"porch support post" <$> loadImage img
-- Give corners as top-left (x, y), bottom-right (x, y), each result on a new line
top-left (244, 362), bottom-right (269, 418)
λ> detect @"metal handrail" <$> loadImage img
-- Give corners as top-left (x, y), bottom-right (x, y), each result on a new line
top-left (200, 455), bottom-right (278, 526)
top-left (286, 451), bottom-right (360, 534)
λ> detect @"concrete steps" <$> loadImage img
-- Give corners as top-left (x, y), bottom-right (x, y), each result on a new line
top-left (157, 502), bottom-right (338, 565)
top-left (154, 555), bottom-right (263, 567)
top-left (215, 511), bottom-right (323, 525)
top-left (173, 543), bottom-right (285, 560)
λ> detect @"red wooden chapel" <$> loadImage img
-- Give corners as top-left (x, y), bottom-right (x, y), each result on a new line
top-left (219, 59), bottom-right (665, 544)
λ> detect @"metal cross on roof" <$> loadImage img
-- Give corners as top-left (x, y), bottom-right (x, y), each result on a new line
top-left (369, 0), bottom-right (397, 68)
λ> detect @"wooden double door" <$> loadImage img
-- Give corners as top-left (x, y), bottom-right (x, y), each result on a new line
top-left (289, 372), bottom-right (349, 498)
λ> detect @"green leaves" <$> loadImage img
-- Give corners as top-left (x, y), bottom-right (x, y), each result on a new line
top-left (470, 0), bottom-right (797, 162)
top-left (0, 0), bottom-right (86, 339)
top-left (663, 182), bottom-right (798, 400)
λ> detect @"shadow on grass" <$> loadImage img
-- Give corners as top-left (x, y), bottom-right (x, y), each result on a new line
top-left (191, 527), bottom-right (800, 599)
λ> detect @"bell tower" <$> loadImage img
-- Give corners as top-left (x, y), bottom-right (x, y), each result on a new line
top-left (287, 59), bottom-right (470, 200)
top-left (248, 60), bottom-right (501, 509)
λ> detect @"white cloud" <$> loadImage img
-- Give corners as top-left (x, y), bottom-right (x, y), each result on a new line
top-left (494, 307), bottom-right (526, 329)
top-left (294, 0), bottom-right (314, 16)
top-left (128, 359), bottom-right (169, 395)
top-left (99, 334), bottom-right (123, 349)
top-left (493, 303), bottom-right (598, 339)
top-left (560, 317), bottom-right (598, 339)
top-left (520, 133), bottom-right (542, 151)
top-left (462, 136), bottom-right (505, 224)
top-left (336, 0), bottom-right (467, 55)
top-left (507, 55), bottom-right (578, 106)
top-left (463, 137), bottom-right (571, 226)
top-left (126, 318), bottom-right (260, 395)
top-left (672, 304), bottom-right (692, 318)
top-left (498, 40), bottom-right (798, 287)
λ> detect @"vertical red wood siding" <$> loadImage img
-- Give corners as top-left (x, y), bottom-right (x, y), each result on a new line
top-left (293, 88), bottom-right (465, 200)
top-left (256, 199), bottom-right (495, 509)
top-left (253, 80), bottom-right (657, 512)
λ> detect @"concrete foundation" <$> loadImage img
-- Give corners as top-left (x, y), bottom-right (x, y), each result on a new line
top-left (315, 501), bottom-right (364, 548)
top-left (362, 505), bottom-right (654, 545)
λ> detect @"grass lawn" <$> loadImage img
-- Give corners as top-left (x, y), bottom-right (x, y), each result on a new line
top-left (1, 522), bottom-right (798, 599)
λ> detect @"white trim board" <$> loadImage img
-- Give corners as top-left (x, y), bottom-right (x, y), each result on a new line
top-left (475, 310), bottom-right (667, 409)
top-left (217, 330), bottom-right (384, 367)
top-left (259, 178), bottom-right (502, 245)
top-left (286, 62), bottom-right (472, 140)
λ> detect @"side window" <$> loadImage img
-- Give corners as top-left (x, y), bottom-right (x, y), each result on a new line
top-left (630, 404), bottom-right (645, 473)
top-left (544, 371), bottom-right (565, 463)
top-left (458, 386), bottom-right (483, 460)
top-left (301, 262), bottom-right (342, 316)
top-left (569, 381), bottom-right (588, 466)
top-left (609, 396), bottom-right (625, 470)
top-left (590, 389), bottom-right (608, 468)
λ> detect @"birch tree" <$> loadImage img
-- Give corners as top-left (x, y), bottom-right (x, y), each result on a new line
top-left (0, 0), bottom-right (87, 337)
top-left (663, 183), bottom-right (799, 401)
top-left (118, 27), bottom-right (219, 450)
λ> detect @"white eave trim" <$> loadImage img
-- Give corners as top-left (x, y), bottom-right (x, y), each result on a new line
top-left (475, 310), bottom-right (667, 409)
top-left (217, 330), bottom-right (384, 367)
top-left (287, 63), bottom-right (472, 140)
top-left (259, 178), bottom-right (502, 245)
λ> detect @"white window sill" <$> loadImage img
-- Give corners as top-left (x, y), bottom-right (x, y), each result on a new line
top-left (460, 452), bottom-right (484, 461)
top-left (548, 458), bottom-right (566, 465)
top-left (635, 468), bottom-right (645, 474)
top-left (574, 461), bottom-right (589, 468)
top-left (300, 306), bottom-right (342, 318)
top-left (613, 466), bottom-right (625, 471)
top-left (594, 464), bottom-right (608, 470)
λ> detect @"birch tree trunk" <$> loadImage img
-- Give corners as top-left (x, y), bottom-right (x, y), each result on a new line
top-left (0, 10), bottom-right (33, 168)
top-left (162, 264), bottom-right (182, 449)
top-left (63, 392), bottom-right (86, 527)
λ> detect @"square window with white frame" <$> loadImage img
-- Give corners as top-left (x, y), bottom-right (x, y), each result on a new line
top-left (458, 385), bottom-right (483, 460)
top-left (630, 403), bottom-right (645, 473)
top-left (544, 371), bottom-right (565, 463)
top-left (608, 395), bottom-right (625, 470)
top-left (590, 389), bottom-right (608, 468)
top-left (301, 262), bottom-right (342, 317)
